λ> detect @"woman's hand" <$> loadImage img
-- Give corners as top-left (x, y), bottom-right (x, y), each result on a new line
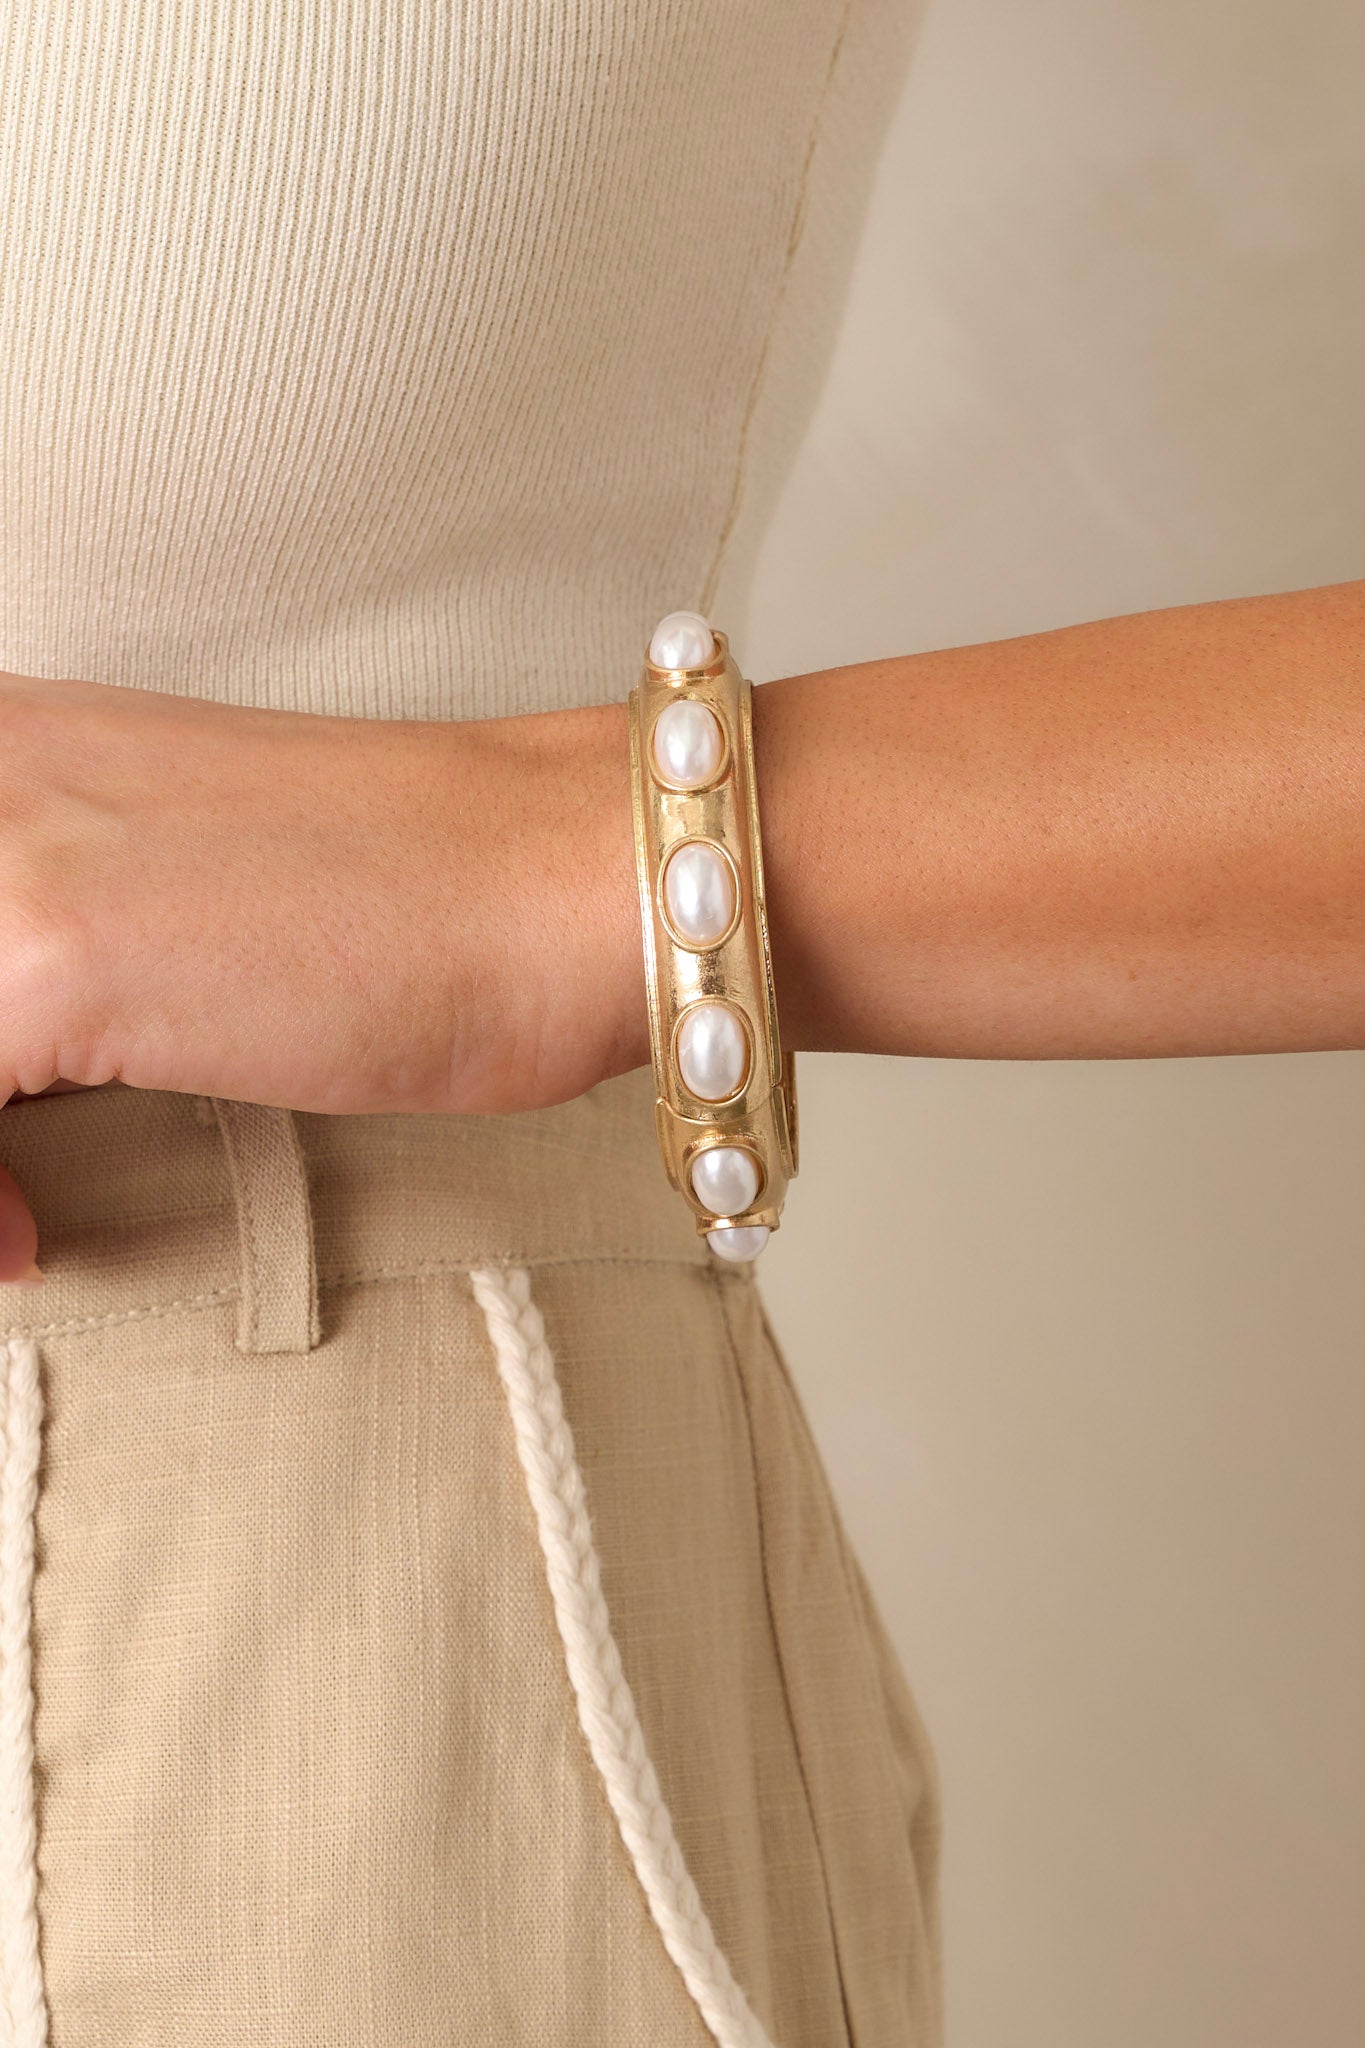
top-left (0, 671), bottom-right (647, 1277)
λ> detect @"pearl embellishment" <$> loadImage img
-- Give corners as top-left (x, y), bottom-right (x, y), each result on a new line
top-left (637, 615), bottom-right (791, 1262)
top-left (649, 610), bottom-right (716, 671)
top-left (650, 698), bottom-right (724, 790)
top-left (676, 1001), bottom-right (749, 1102)
top-left (662, 840), bottom-right (736, 948)
top-left (690, 1143), bottom-right (761, 1216)
top-left (706, 1225), bottom-right (770, 1262)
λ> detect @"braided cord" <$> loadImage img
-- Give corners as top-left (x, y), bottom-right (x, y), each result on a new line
top-left (0, 1336), bottom-right (47, 2047)
top-left (469, 1263), bottom-right (777, 2048)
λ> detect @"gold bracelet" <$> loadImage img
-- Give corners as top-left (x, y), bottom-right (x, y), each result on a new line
top-left (627, 610), bottom-right (799, 1262)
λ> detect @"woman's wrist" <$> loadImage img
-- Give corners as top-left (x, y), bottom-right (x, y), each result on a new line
top-left (747, 667), bottom-right (904, 1059)
top-left (457, 695), bottom-right (650, 1107)
top-left (0, 674), bottom-right (652, 1128)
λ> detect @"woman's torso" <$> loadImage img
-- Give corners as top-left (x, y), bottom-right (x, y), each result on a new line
top-left (0, 0), bottom-right (917, 720)
top-left (0, 17), bottom-right (947, 2042)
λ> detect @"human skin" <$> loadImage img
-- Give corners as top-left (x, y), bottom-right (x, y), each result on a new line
top-left (0, 574), bottom-right (1361, 1277)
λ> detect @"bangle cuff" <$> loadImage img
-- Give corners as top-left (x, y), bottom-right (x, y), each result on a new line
top-left (627, 612), bottom-right (799, 1262)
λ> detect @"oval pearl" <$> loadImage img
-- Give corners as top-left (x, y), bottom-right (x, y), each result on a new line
top-left (662, 840), bottom-right (736, 947)
top-left (690, 1144), bottom-right (761, 1217)
top-left (649, 610), bottom-right (716, 671)
top-left (650, 698), bottom-right (724, 789)
top-left (706, 1225), bottom-right (770, 1263)
top-left (676, 1001), bottom-right (749, 1102)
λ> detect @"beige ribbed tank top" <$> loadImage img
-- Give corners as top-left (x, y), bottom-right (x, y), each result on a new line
top-left (0, 2), bottom-right (915, 721)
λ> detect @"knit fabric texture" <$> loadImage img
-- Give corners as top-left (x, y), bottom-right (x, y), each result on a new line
top-left (0, 0), bottom-right (918, 719)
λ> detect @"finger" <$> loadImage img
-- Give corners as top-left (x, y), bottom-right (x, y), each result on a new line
top-left (0, 1161), bottom-right (40, 1282)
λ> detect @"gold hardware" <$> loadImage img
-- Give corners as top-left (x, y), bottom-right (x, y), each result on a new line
top-left (628, 626), bottom-right (798, 1245)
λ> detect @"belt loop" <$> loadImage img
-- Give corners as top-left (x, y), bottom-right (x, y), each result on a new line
top-left (209, 1101), bottom-right (322, 1354)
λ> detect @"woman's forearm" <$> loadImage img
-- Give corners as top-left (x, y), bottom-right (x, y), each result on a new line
top-left (729, 577), bottom-right (1365, 1062)
top-left (4, 569), bottom-right (1362, 1129)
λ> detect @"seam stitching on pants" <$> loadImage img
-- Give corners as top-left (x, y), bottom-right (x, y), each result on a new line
top-left (210, 1102), bottom-right (260, 1351)
top-left (234, 1133), bottom-right (261, 1351)
top-left (0, 1289), bottom-right (240, 1344)
top-left (749, 1298), bottom-right (946, 2038)
top-left (0, 1255), bottom-right (750, 1345)
top-left (315, 1250), bottom-right (722, 1287)
top-left (711, 1267), bottom-right (857, 2048)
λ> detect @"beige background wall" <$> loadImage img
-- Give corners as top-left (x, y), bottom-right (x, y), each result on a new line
top-left (743, 3), bottom-right (1365, 2041)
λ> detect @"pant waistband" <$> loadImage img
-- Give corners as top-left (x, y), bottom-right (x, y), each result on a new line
top-left (0, 1067), bottom-right (707, 1350)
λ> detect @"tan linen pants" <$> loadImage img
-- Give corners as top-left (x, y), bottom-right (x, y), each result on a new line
top-left (0, 1068), bottom-right (942, 2047)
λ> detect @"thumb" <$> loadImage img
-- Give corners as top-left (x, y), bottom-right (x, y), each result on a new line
top-left (0, 1161), bottom-right (40, 1283)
